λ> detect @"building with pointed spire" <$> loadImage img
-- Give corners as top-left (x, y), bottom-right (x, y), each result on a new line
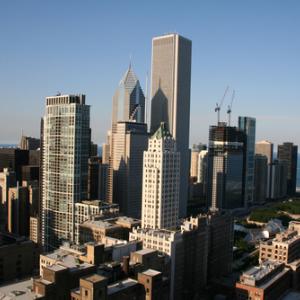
top-left (112, 65), bottom-right (145, 125)
top-left (141, 122), bottom-right (180, 230)
top-left (107, 67), bottom-right (148, 218)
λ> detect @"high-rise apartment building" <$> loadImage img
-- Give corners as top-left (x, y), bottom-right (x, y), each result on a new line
top-left (112, 65), bottom-right (145, 125)
top-left (141, 123), bottom-right (180, 230)
top-left (150, 33), bottom-right (192, 217)
top-left (107, 122), bottom-right (148, 218)
top-left (238, 116), bottom-right (256, 206)
top-left (41, 94), bottom-right (90, 250)
top-left (277, 142), bottom-right (298, 195)
top-left (207, 124), bottom-right (245, 210)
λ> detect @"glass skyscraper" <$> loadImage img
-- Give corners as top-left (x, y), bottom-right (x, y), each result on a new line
top-left (238, 116), bottom-right (256, 206)
top-left (112, 65), bottom-right (145, 125)
top-left (207, 124), bottom-right (245, 210)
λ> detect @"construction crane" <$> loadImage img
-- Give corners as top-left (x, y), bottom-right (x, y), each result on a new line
top-left (215, 86), bottom-right (229, 124)
top-left (227, 89), bottom-right (235, 126)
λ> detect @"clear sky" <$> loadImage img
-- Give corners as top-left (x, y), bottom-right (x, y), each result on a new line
top-left (0, 0), bottom-right (299, 147)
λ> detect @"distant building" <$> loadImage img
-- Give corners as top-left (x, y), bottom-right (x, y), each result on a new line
top-left (102, 131), bottom-right (111, 165)
top-left (108, 122), bottom-right (148, 218)
top-left (90, 141), bottom-right (98, 157)
top-left (8, 184), bottom-right (30, 236)
top-left (190, 143), bottom-right (207, 179)
top-left (207, 124), bottom-right (245, 210)
top-left (141, 123), bottom-right (180, 230)
top-left (254, 154), bottom-right (268, 204)
top-left (19, 135), bottom-right (40, 150)
top-left (87, 157), bottom-right (108, 200)
top-left (268, 159), bottom-right (288, 200)
top-left (238, 116), bottom-right (256, 206)
top-left (277, 142), bottom-right (298, 195)
top-left (236, 261), bottom-right (291, 300)
top-left (150, 33), bottom-right (192, 218)
top-left (196, 149), bottom-right (209, 198)
top-left (41, 94), bottom-right (90, 250)
top-left (21, 164), bottom-right (39, 182)
top-left (255, 140), bottom-right (274, 164)
top-left (0, 168), bottom-right (16, 229)
top-left (0, 148), bottom-right (29, 181)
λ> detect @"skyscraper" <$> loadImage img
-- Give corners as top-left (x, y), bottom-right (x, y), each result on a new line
top-left (112, 65), bottom-right (145, 125)
top-left (238, 116), bottom-right (256, 206)
top-left (190, 143), bottom-right (207, 179)
top-left (255, 140), bottom-right (273, 164)
top-left (19, 136), bottom-right (40, 150)
top-left (277, 142), bottom-right (298, 195)
top-left (141, 122), bottom-right (180, 229)
top-left (254, 154), bottom-right (268, 204)
top-left (41, 94), bottom-right (90, 250)
top-left (107, 122), bottom-right (148, 218)
top-left (150, 33), bottom-right (192, 217)
top-left (207, 124), bottom-right (245, 210)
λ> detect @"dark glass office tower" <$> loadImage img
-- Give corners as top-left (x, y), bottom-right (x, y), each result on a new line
top-left (277, 142), bottom-right (298, 195)
top-left (238, 116), bottom-right (256, 206)
top-left (207, 124), bottom-right (245, 210)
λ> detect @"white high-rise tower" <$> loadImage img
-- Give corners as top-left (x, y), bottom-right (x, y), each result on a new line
top-left (141, 122), bottom-right (180, 229)
top-left (41, 94), bottom-right (90, 250)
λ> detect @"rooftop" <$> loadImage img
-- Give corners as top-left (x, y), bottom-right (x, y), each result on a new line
top-left (142, 269), bottom-right (161, 276)
top-left (0, 278), bottom-right (39, 300)
top-left (82, 274), bottom-right (107, 283)
top-left (151, 122), bottom-right (172, 140)
top-left (133, 249), bottom-right (157, 256)
top-left (107, 278), bottom-right (138, 295)
top-left (243, 261), bottom-right (283, 281)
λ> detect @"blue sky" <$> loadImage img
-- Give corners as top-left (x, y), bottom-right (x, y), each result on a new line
top-left (0, 0), bottom-right (299, 146)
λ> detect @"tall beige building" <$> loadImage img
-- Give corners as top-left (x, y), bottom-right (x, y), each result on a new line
top-left (150, 33), bottom-right (192, 217)
top-left (141, 123), bottom-right (180, 230)
top-left (107, 122), bottom-right (148, 218)
top-left (255, 140), bottom-right (273, 164)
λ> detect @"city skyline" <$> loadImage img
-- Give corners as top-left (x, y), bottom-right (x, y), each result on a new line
top-left (1, 1), bottom-right (300, 146)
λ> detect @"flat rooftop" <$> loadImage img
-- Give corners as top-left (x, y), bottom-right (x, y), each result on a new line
top-left (142, 269), bottom-right (161, 276)
top-left (107, 278), bottom-right (138, 295)
top-left (82, 274), bottom-right (107, 283)
top-left (243, 261), bottom-right (283, 281)
top-left (0, 278), bottom-right (39, 300)
top-left (134, 248), bottom-right (157, 255)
